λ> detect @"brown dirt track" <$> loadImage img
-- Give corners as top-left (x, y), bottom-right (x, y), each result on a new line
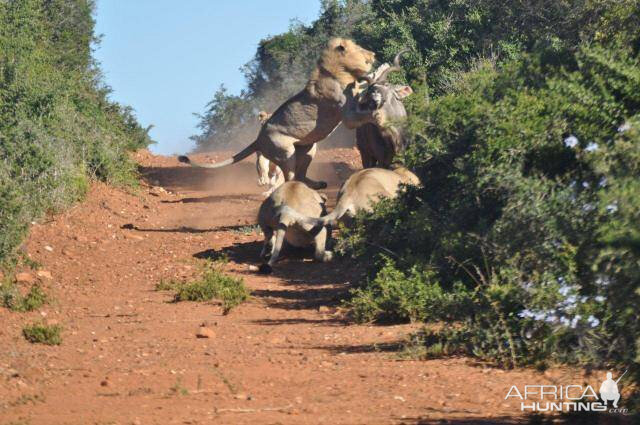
top-left (0, 148), bottom-right (625, 424)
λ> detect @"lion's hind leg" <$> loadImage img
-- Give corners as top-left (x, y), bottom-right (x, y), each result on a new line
top-left (294, 143), bottom-right (327, 189)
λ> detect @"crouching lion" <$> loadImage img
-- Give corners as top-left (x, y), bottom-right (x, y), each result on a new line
top-left (290, 167), bottom-right (420, 228)
top-left (257, 181), bottom-right (333, 274)
top-left (178, 38), bottom-right (375, 190)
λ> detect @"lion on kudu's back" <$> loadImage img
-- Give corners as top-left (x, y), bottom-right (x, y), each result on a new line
top-left (179, 38), bottom-right (375, 189)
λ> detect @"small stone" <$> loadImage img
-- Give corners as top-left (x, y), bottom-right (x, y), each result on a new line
top-left (318, 306), bottom-right (331, 313)
top-left (124, 233), bottom-right (144, 241)
top-left (100, 379), bottom-right (109, 387)
top-left (234, 393), bottom-right (248, 400)
top-left (149, 186), bottom-right (166, 196)
top-left (15, 272), bottom-right (35, 283)
top-left (269, 336), bottom-right (284, 344)
top-left (44, 245), bottom-right (54, 252)
top-left (196, 326), bottom-right (215, 339)
top-left (36, 270), bottom-right (53, 280)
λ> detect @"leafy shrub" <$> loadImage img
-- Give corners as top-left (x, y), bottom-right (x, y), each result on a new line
top-left (339, 44), bottom-right (640, 377)
top-left (1, 281), bottom-right (49, 312)
top-left (347, 257), bottom-right (471, 323)
top-left (22, 323), bottom-right (62, 345)
top-left (0, 0), bottom-right (151, 266)
top-left (157, 263), bottom-right (249, 314)
top-left (353, 0), bottom-right (640, 91)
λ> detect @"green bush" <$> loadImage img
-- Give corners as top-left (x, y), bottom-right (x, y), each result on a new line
top-left (1, 281), bottom-right (49, 312)
top-left (339, 43), bottom-right (640, 378)
top-left (347, 257), bottom-right (472, 323)
top-left (157, 263), bottom-right (249, 314)
top-left (22, 322), bottom-right (62, 345)
top-left (0, 0), bottom-right (151, 266)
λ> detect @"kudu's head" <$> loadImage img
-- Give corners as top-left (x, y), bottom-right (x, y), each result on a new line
top-left (356, 49), bottom-right (413, 112)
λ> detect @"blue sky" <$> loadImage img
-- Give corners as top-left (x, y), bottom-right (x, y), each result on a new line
top-left (94, 1), bottom-right (320, 155)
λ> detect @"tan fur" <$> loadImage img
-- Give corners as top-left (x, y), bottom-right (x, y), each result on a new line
top-left (317, 167), bottom-right (420, 226)
top-left (389, 166), bottom-right (421, 186)
top-left (255, 111), bottom-right (284, 195)
top-left (257, 181), bottom-right (333, 273)
top-left (257, 111), bottom-right (272, 124)
top-left (307, 38), bottom-right (375, 102)
top-left (256, 152), bottom-right (283, 188)
top-left (178, 38), bottom-right (375, 190)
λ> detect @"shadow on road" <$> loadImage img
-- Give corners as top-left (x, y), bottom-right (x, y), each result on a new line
top-left (121, 223), bottom-right (248, 234)
top-left (309, 341), bottom-right (404, 355)
top-left (251, 317), bottom-right (346, 326)
top-left (161, 194), bottom-right (263, 204)
top-left (194, 241), bottom-right (362, 312)
top-left (395, 412), bottom-right (632, 425)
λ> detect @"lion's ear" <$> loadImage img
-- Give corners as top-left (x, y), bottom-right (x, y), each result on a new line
top-left (393, 85), bottom-right (413, 99)
top-left (335, 44), bottom-right (346, 53)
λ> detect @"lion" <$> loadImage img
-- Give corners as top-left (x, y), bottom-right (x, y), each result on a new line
top-left (178, 38), bottom-right (375, 190)
top-left (257, 181), bottom-right (333, 274)
top-left (257, 110), bottom-right (271, 124)
top-left (284, 167), bottom-right (420, 228)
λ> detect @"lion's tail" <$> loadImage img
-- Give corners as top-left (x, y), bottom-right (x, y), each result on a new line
top-left (177, 140), bottom-right (259, 169)
top-left (277, 205), bottom-right (347, 228)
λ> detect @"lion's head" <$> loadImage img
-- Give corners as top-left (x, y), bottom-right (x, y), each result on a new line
top-left (319, 38), bottom-right (375, 86)
top-left (257, 110), bottom-right (271, 124)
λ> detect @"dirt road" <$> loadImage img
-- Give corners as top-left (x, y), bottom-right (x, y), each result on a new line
top-left (0, 149), bottom-right (608, 424)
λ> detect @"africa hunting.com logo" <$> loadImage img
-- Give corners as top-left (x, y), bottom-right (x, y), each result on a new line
top-left (505, 370), bottom-right (629, 414)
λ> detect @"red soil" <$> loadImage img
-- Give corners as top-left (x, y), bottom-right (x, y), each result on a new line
top-left (0, 149), bottom-right (625, 424)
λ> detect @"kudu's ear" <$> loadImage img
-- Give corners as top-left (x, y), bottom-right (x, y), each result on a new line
top-left (393, 85), bottom-right (413, 99)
